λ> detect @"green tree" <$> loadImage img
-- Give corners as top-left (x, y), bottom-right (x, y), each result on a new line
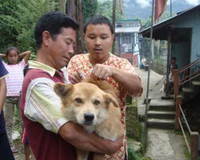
top-left (96, 0), bottom-right (124, 22)
top-left (16, 0), bottom-right (55, 56)
top-left (0, 0), bottom-right (20, 51)
top-left (0, 0), bottom-right (55, 59)
top-left (82, 0), bottom-right (98, 25)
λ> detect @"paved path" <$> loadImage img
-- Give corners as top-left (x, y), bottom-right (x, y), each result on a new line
top-left (145, 129), bottom-right (187, 160)
top-left (135, 67), bottom-right (188, 160)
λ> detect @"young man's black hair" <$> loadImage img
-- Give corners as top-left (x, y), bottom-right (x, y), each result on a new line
top-left (83, 15), bottom-right (114, 34)
top-left (34, 11), bottom-right (79, 49)
top-left (171, 57), bottom-right (177, 61)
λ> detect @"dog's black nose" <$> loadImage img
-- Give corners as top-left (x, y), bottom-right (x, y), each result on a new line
top-left (84, 114), bottom-right (94, 122)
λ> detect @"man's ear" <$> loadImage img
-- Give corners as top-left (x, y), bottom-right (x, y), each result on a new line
top-left (42, 31), bottom-right (52, 47)
top-left (54, 83), bottom-right (73, 99)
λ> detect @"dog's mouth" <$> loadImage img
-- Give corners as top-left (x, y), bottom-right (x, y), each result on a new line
top-left (82, 121), bottom-right (94, 125)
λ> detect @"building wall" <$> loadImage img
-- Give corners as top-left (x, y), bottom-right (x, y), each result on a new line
top-left (115, 20), bottom-right (140, 55)
top-left (115, 33), bottom-right (136, 53)
top-left (174, 9), bottom-right (200, 63)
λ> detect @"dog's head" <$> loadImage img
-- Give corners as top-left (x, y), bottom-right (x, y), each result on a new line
top-left (54, 82), bottom-right (119, 128)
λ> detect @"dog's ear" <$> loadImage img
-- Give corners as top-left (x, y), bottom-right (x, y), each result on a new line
top-left (54, 83), bottom-right (73, 98)
top-left (104, 93), bottom-right (119, 108)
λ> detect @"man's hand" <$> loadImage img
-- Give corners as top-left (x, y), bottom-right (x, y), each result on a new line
top-left (59, 122), bottom-right (123, 154)
top-left (69, 70), bottom-right (85, 84)
top-left (91, 64), bottom-right (113, 80)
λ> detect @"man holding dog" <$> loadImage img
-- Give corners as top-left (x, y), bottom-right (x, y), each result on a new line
top-left (67, 15), bottom-right (143, 160)
top-left (21, 11), bottom-right (123, 160)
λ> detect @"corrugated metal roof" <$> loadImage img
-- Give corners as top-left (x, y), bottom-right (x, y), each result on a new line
top-left (115, 27), bottom-right (141, 33)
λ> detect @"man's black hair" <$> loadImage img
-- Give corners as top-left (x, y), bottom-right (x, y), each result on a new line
top-left (34, 11), bottom-right (79, 49)
top-left (83, 15), bottom-right (114, 34)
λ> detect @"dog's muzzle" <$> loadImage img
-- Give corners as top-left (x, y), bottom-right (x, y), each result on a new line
top-left (83, 113), bottom-right (94, 125)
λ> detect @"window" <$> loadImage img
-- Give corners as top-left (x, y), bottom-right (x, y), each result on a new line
top-left (123, 37), bottom-right (125, 44)
top-left (129, 37), bottom-right (131, 43)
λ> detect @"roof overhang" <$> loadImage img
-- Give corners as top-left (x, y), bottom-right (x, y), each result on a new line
top-left (139, 4), bottom-right (200, 40)
top-left (115, 26), bottom-right (140, 33)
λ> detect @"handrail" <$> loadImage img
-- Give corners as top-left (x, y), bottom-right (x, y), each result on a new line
top-left (180, 71), bottom-right (200, 85)
top-left (175, 96), bottom-right (199, 160)
top-left (178, 117), bottom-right (191, 152)
top-left (179, 57), bottom-right (200, 73)
top-left (179, 104), bottom-right (192, 133)
top-left (173, 57), bottom-right (200, 98)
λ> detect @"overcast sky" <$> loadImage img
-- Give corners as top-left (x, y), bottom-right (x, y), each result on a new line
top-left (133, 0), bottom-right (200, 8)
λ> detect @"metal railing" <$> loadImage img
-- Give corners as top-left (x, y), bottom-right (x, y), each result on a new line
top-left (174, 57), bottom-right (200, 99)
top-left (175, 96), bottom-right (199, 160)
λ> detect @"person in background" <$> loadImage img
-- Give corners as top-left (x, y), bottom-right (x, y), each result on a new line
top-left (67, 15), bottom-right (143, 160)
top-left (169, 57), bottom-right (178, 94)
top-left (21, 11), bottom-right (123, 160)
top-left (0, 47), bottom-right (31, 153)
top-left (141, 56), bottom-right (149, 71)
top-left (0, 56), bottom-right (15, 160)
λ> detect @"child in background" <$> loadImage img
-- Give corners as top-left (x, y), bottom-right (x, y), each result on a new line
top-left (0, 56), bottom-right (15, 160)
top-left (0, 47), bottom-right (31, 153)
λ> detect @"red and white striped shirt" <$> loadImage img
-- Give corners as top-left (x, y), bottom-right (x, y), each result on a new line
top-left (3, 59), bottom-right (26, 97)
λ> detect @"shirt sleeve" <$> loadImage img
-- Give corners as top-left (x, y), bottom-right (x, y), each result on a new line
top-left (120, 58), bottom-right (143, 97)
top-left (24, 77), bottom-right (68, 134)
top-left (0, 57), bottom-right (8, 79)
top-left (122, 58), bottom-right (139, 75)
top-left (20, 59), bottom-right (26, 68)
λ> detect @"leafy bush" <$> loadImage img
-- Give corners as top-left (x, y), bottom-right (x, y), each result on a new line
top-left (0, 0), bottom-right (55, 59)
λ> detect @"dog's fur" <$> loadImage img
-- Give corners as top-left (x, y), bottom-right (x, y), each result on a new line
top-left (54, 78), bottom-right (124, 160)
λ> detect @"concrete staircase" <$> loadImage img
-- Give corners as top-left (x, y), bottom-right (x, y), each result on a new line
top-left (181, 80), bottom-right (200, 103)
top-left (147, 99), bottom-right (175, 129)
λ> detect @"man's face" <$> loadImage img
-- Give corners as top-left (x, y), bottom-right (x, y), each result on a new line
top-left (47, 27), bottom-right (76, 70)
top-left (85, 24), bottom-right (114, 64)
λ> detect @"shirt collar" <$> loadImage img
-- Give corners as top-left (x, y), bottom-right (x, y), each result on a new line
top-left (28, 60), bottom-right (56, 77)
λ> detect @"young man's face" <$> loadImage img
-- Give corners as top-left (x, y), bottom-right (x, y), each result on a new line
top-left (171, 59), bottom-right (176, 64)
top-left (47, 27), bottom-right (76, 70)
top-left (84, 24), bottom-right (114, 64)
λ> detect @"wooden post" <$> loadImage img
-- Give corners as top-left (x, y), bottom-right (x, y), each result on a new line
top-left (173, 69), bottom-right (179, 99)
top-left (175, 95), bottom-right (181, 130)
top-left (79, 0), bottom-right (84, 53)
top-left (112, 0), bottom-right (116, 54)
top-left (191, 132), bottom-right (199, 160)
top-left (59, 0), bottom-right (66, 13)
top-left (166, 29), bottom-right (172, 96)
top-left (72, 0), bottom-right (76, 19)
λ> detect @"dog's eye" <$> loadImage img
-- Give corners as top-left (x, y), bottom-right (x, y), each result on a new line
top-left (75, 98), bottom-right (82, 103)
top-left (94, 100), bottom-right (100, 105)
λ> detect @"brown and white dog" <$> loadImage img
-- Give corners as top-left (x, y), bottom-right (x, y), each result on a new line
top-left (54, 78), bottom-right (124, 160)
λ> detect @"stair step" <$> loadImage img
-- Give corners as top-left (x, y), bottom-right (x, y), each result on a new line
top-left (148, 111), bottom-right (175, 119)
top-left (192, 81), bottom-right (200, 86)
top-left (147, 118), bottom-right (175, 129)
top-left (149, 99), bottom-right (175, 112)
top-left (149, 104), bottom-right (175, 111)
top-left (182, 87), bottom-right (193, 93)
